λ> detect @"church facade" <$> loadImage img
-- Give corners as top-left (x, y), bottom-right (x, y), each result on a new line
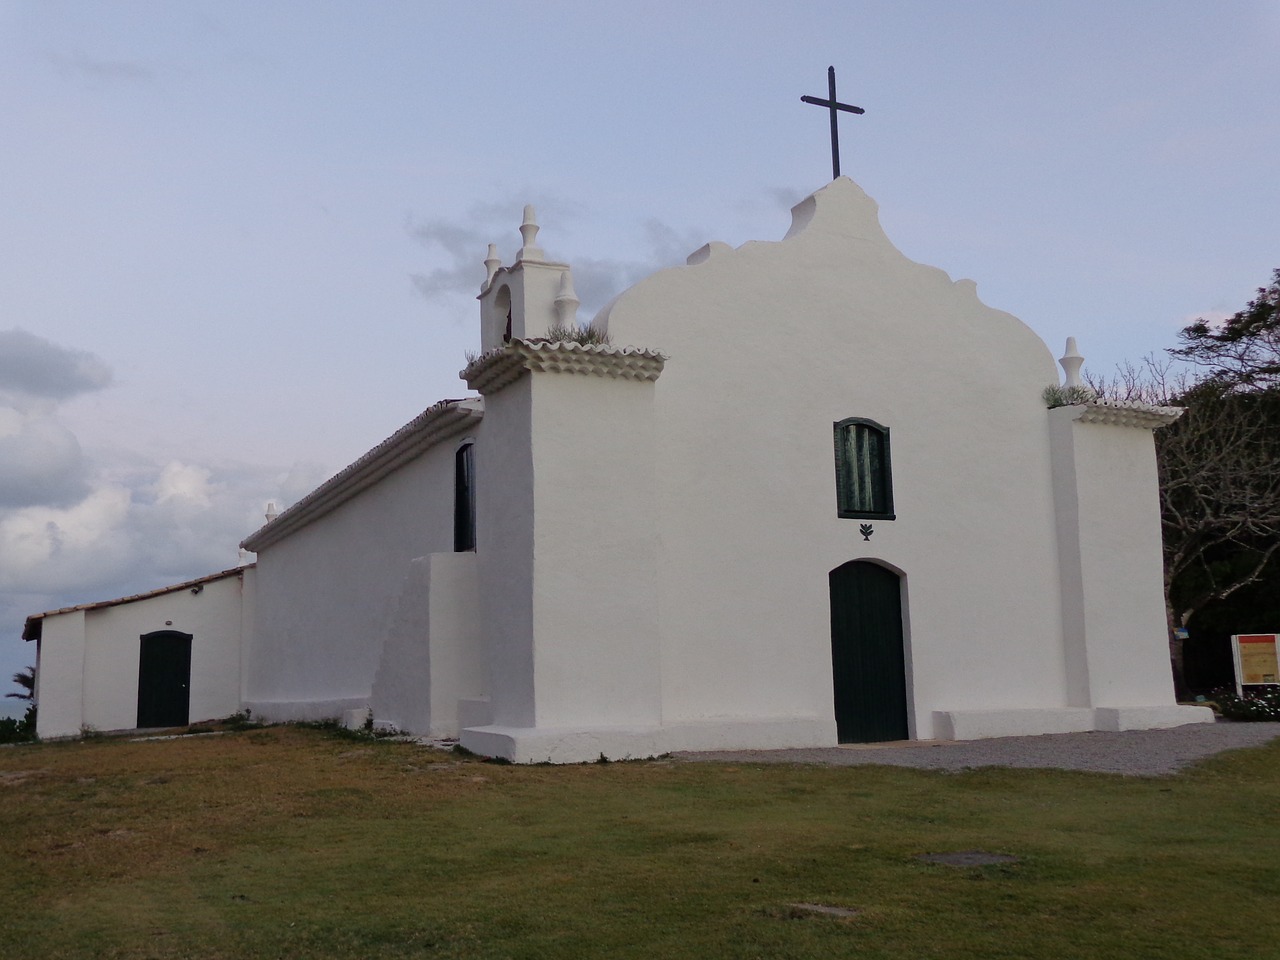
top-left (27, 178), bottom-right (1213, 756)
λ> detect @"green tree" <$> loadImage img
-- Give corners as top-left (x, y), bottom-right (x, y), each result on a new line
top-left (1158, 384), bottom-right (1280, 632)
top-left (6, 666), bottom-right (34, 702)
top-left (1172, 267), bottom-right (1280, 390)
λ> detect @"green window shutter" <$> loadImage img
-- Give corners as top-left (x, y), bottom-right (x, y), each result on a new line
top-left (833, 418), bottom-right (895, 520)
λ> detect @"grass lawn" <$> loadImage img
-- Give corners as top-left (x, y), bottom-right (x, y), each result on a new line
top-left (2, 725), bottom-right (1278, 959)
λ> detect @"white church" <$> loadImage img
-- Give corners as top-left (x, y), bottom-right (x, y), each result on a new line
top-left (24, 176), bottom-right (1214, 759)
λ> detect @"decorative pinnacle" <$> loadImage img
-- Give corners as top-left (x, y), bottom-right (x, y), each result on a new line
top-left (265, 501), bottom-right (279, 523)
top-left (1059, 337), bottom-right (1085, 388)
top-left (517, 204), bottom-right (544, 261)
top-left (554, 270), bottom-right (580, 328)
top-left (482, 243), bottom-right (501, 290)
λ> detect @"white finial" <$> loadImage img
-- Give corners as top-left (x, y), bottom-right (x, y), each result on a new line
top-left (265, 501), bottom-right (279, 523)
top-left (1059, 337), bottom-right (1085, 388)
top-left (482, 243), bottom-right (501, 291)
top-left (517, 204), bottom-right (543, 261)
top-left (554, 270), bottom-right (580, 328)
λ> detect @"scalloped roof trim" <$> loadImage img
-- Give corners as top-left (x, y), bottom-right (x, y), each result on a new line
top-left (241, 397), bottom-right (483, 552)
top-left (1074, 398), bottom-right (1184, 429)
top-left (462, 339), bottom-right (666, 394)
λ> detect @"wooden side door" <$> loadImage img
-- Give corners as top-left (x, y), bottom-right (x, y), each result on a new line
top-left (137, 630), bottom-right (192, 728)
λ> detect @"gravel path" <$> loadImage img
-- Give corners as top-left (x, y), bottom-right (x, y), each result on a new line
top-left (673, 720), bottom-right (1280, 776)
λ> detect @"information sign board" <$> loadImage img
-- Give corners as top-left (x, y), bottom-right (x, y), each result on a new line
top-left (1232, 634), bottom-right (1280, 695)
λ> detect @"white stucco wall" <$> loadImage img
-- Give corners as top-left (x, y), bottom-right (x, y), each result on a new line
top-left (526, 370), bottom-right (662, 729)
top-left (369, 551), bottom-right (483, 737)
top-left (34, 571), bottom-right (248, 739)
top-left (1051, 408), bottom-right (1180, 706)
top-left (597, 178), bottom-right (1069, 741)
top-left (34, 611), bottom-right (86, 739)
top-left (244, 432), bottom-right (466, 720)
top-left (474, 379), bottom-right (536, 728)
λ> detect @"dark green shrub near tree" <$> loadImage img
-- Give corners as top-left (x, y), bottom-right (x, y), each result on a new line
top-left (0, 704), bottom-right (36, 743)
top-left (1211, 687), bottom-right (1280, 721)
top-left (1, 667), bottom-right (38, 743)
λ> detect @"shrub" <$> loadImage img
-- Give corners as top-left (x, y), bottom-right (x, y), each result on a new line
top-left (546, 323), bottom-right (611, 346)
top-left (1212, 687), bottom-right (1280, 721)
top-left (1043, 384), bottom-right (1098, 408)
top-left (0, 704), bottom-right (37, 744)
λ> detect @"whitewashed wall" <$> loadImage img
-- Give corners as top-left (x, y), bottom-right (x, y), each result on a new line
top-left (35, 571), bottom-right (249, 739)
top-left (34, 611), bottom-right (86, 739)
top-left (526, 370), bottom-right (662, 728)
top-left (598, 178), bottom-right (1071, 741)
top-left (473, 379), bottom-right (535, 728)
top-left (1050, 407), bottom-right (1208, 729)
top-left (244, 440), bottom-right (459, 720)
top-left (369, 551), bottom-right (483, 736)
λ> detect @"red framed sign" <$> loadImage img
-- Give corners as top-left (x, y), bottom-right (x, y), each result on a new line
top-left (1232, 634), bottom-right (1280, 695)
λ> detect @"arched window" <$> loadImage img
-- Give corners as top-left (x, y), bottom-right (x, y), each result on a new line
top-left (833, 418), bottom-right (895, 520)
top-left (454, 442), bottom-right (476, 551)
top-left (494, 285), bottom-right (513, 343)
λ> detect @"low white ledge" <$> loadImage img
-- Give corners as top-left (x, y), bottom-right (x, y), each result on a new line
top-left (934, 705), bottom-right (1216, 740)
top-left (241, 697), bottom-right (369, 724)
top-left (460, 717), bottom-right (834, 764)
top-left (1093, 705), bottom-right (1215, 731)
top-left (933, 708), bottom-right (1096, 741)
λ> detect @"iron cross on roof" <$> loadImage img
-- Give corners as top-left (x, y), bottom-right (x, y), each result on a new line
top-left (801, 66), bottom-right (865, 180)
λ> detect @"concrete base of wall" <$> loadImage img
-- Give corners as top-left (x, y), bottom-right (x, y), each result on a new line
top-left (933, 708), bottom-right (1096, 740)
top-left (1093, 704), bottom-right (1215, 731)
top-left (342, 707), bottom-right (371, 730)
top-left (460, 717), bottom-right (836, 764)
top-left (242, 698), bottom-right (368, 724)
top-left (933, 704), bottom-right (1216, 740)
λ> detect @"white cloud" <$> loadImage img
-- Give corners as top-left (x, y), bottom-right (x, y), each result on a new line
top-left (0, 486), bottom-right (132, 593)
top-left (0, 329), bottom-right (112, 407)
top-left (0, 410), bottom-right (92, 507)
top-left (0, 333), bottom-right (310, 624)
top-left (0, 331), bottom-right (106, 510)
top-left (153, 461), bottom-right (215, 508)
top-left (277, 461), bottom-right (330, 509)
top-left (0, 454), bottom-right (313, 605)
top-left (571, 220), bottom-right (710, 317)
top-left (408, 209), bottom-right (706, 318)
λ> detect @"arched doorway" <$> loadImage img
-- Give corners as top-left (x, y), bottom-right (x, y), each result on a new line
top-left (829, 560), bottom-right (908, 742)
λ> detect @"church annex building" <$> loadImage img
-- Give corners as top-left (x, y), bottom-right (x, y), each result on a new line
top-left (24, 178), bottom-right (1213, 760)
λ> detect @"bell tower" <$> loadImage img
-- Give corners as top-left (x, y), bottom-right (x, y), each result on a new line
top-left (459, 206), bottom-right (667, 760)
top-left (477, 206), bottom-right (581, 353)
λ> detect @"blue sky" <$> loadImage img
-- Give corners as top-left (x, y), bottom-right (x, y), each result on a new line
top-left (1, 0), bottom-right (1277, 713)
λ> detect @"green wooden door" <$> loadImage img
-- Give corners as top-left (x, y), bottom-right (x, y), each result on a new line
top-left (137, 631), bottom-right (192, 728)
top-left (829, 561), bottom-right (908, 742)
